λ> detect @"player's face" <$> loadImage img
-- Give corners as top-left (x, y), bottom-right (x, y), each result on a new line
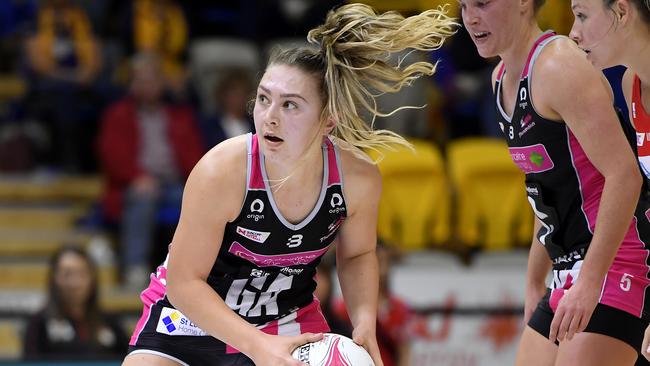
top-left (253, 64), bottom-right (326, 163)
top-left (569, 0), bottom-right (621, 68)
top-left (461, 0), bottom-right (519, 58)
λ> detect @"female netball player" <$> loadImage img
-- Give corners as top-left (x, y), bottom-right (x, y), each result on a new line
top-left (569, 0), bottom-right (650, 177)
top-left (122, 4), bottom-right (457, 366)
top-left (566, 0), bottom-right (650, 360)
top-left (461, 0), bottom-right (650, 365)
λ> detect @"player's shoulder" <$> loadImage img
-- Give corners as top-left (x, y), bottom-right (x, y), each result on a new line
top-left (532, 36), bottom-right (589, 78)
top-left (197, 134), bottom-right (248, 175)
top-left (188, 134), bottom-right (248, 200)
top-left (331, 137), bottom-right (382, 212)
top-left (333, 138), bottom-right (381, 188)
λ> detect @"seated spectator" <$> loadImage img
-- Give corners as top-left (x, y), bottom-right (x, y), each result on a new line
top-left (97, 52), bottom-right (203, 289)
top-left (122, 0), bottom-right (188, 98)
top-left (23, 246), bottom-right (128, 360)
top-left (199, 68), bottom-right (255, 149)
top-left (23, 0), bottom-right (102, 172)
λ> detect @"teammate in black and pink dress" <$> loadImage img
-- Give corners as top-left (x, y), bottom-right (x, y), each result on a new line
top-left (461, 0), bottom-right (650, 365)
top-left (121, 4), bottom-right (457, 366)
top-left (567, 0), bottom-right (650, 360)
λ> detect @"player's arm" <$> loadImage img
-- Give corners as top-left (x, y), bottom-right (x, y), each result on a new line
top-left (166, 137), bottom-right (317, 366)
top-left (524, 217), bottom-right (551, 323)
top-left (535, 39), bottom-right (642, 341)
top-left (165, 137), bottom-right (263, 353)
top-left (336, 151), bottom-right (383, 366)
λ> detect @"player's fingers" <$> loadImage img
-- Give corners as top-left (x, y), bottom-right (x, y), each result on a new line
top-left (565, 312), bottom-right (582, 341)
top-left (556, 309), bottom-right (573, 342)
top-left (577, 308), bottom-right (591, 333)
top-left (549, 306), bottom-right (565, 343)
top-left (293, 332), bottom-right (322, 348)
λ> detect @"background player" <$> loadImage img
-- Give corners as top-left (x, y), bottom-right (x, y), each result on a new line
top-left (461, 0), bottom-right (650, 365)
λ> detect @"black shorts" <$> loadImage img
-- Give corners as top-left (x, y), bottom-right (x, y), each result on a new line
top-left (529, 290), bottom-right (649, 353)
top-left (128, 303), bottom-right (255, 366)
top-left (127, 345), bottom-right (254, 366)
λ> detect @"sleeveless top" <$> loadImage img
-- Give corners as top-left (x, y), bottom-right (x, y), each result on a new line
top-left (632, 74), bottom-right (650, 179)
top-left (494, 31), bottom-right (650, 269)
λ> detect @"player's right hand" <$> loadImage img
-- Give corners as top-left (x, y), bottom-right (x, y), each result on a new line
top-left (642, 325), bottom-right (650, 361)
top-left (248, 332), bottom-right (323, 366)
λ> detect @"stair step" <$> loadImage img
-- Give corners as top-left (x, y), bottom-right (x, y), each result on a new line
top-left (0, 320), bottom-right (22, 359)
top-left (0, 175), bottom-right (102, 202)
top-left (0, 263), bottom-right (118, 289)
top-left (0, 229), bottom-right (93, 257)
top-left (0, 206), bottom-right (84, 229)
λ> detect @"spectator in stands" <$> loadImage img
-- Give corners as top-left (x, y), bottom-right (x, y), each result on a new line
top-left (97, 52), bottom-right (203, 290)
top-left (121, 0), bottom-right (188, 98)
top-left (23, 0), bottom-right (102, 172)
top-left (23, 245), bottom-right (128, 360)
top-left (199, 68), bottom-right (255, 150)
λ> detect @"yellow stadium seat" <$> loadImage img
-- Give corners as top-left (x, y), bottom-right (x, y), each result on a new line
top-left (368, 140), bottom-right (450, 250)
top-left (447, 138), bottom-right (533, 250)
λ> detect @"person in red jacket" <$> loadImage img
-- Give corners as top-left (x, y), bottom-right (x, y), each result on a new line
top-left (97, 52), bottom-right (203, 289)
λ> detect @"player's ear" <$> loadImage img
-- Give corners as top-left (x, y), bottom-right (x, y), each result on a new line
top-left (520, 0), bottom-right (534, 14)
top-left (323, 116), bottom-right (336, 135)
top-left (612, 0), bottom-right (631, 24)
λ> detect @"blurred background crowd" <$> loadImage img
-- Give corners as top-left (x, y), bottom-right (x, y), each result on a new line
top-left (0, 0), bottom-right (615, 365)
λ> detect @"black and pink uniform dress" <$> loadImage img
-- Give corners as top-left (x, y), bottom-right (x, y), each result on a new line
top-left (128, 133), bottom-right (347, 365)
top-left (494, 31), bottom-right (650, 350)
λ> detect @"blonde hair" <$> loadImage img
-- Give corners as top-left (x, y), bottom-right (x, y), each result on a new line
top-left (268, 4), bottom-right (457, 158)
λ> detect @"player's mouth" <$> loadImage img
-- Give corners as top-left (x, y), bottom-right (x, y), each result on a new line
top-left (264, 133), bottom-right (284, 145)
top-left (473, 31), bottom-right (491, 41)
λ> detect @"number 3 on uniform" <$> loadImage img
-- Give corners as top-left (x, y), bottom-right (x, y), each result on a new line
top-left (620, 273), bottom-right (633, 292)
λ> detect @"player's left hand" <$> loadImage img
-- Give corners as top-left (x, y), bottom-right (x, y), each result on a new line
top-left (548, 281), bottom-right (599, 343)
top-left (352, 323), bottom-right (383, 366)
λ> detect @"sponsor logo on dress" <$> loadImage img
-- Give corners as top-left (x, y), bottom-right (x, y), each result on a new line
top-left (156, 307), bottom-right (208, 336)
top-left (320, 217), bottom-right (345, 243)
top-left (329, 193), bottom-right (345, 214)
top-left (280, 267), bottom-right (304, 275)
top-left (509, 144), bottom-right (554, 174)
top-left (638, 132), bottom-right (645, 147)
top-left (518, 114), bottom-right (536, 138)
top-left (236, 226), bottom-right (270, 243)
top-left (525, 186), bottom-right (539, 196)
top-left (247, 199), bottom-right (265, 222)
top-left (518, 87), bottom-right (528, 109)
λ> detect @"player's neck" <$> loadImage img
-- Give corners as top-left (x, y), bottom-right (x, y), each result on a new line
top-left (624, 35), bottom-right (650, 85)
top-left (500, 24), bottom-right (543, 80)
top-left (265, 145), bottom-right (324, 191)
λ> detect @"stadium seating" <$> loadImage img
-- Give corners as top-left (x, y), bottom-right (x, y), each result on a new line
top-left (447, 138), bottom-right (533, 250)
top-left (369, 140), bottom-right (451, 250)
